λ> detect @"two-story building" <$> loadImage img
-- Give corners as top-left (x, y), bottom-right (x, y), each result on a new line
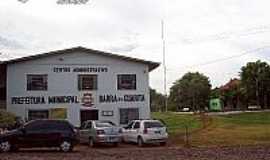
top-left (0, 47), bottom-right (159, 127)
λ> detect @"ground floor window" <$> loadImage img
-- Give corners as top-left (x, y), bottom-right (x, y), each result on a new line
top-left (28, 110), bottom-right (49, 121)
top-left (80, 110), bottom-right (99, 125)
top-left (119, 108), bottom-right (139, 125)
top-left (50, 108), bottom-right (67, 119)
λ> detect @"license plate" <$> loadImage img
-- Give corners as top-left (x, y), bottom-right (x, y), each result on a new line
top-left (155, 131), bottom-right (161, 134)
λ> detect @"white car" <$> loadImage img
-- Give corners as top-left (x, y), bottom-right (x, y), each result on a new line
top-left (122, 120), bottom-right (168, 147)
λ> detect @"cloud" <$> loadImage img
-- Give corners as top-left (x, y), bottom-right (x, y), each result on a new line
top-left (0, 36), bottom-right (24, 49)
top-left (1, 0), bottom-right (270, 93)
top-left (108, 43), bottom-right (139, 53)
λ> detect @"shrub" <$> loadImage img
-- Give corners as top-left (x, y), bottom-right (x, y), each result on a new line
top-left (0, 110), bottom-right (16, 128)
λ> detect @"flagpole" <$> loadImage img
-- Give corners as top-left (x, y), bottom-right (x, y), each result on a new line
top-left (162, 20), bottom-right (168, 112)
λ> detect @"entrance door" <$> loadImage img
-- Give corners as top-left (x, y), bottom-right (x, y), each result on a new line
top-left (119, 108), bottom-right (139, 125)
top-left (80, 110), bottom-right (99, 125)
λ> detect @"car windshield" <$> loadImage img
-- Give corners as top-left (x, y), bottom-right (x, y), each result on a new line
top-left (95, 122), bottom-right (113, 128)
top-left (144, 121), bottom-right (164, 128)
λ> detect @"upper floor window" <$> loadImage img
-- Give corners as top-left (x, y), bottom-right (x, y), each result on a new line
top-left (117, 74), bottom-right (136, 90)
top-left (27, 74), bottom-right (48, 91)
top-left (78, 75), bottom-right (97, 90)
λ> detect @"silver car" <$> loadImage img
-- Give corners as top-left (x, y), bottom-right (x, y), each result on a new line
top-left (122, 120), bottom-right (168, 147)
top-left (79, 120), bottom-right (121, 147)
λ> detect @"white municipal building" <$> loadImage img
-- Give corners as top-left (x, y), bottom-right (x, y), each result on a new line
top-left (0, 47), bottom-right (159, 127)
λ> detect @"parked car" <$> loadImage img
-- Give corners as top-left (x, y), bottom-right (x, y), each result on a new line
top-left (79, 120), bottom-right (122, 147)
top-left (0, 119), bottom-right (79, 152)
top-left (122, 120), bottom-right (168, 147)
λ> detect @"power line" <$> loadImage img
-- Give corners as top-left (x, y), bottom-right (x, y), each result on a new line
top-left (167, 46), bottom-right (270, 71)
top-left (179, 25), bottom-right (270, 44)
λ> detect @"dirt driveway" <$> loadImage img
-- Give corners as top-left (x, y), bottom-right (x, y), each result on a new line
top-left (1, 144), bottom-right (270, 160)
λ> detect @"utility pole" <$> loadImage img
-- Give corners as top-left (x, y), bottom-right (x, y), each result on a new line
top-left (256, 68), bottom-right (261, 108)
top-left (162, 20), bottom-right (168, 112)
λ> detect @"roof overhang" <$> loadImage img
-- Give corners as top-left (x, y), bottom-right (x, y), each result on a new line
top-left (3, 46), bottom-right (160, 72)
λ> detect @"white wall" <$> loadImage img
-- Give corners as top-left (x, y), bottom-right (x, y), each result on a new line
top-left (7, 51), bottom-right (151, 126)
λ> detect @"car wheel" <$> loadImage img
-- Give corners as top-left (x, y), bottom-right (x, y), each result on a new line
top-left (60, 140), bottom-right (73, 152)
top-left (89, 138), bottom-right (95, 147)
top-left (137, 137), bottom-right (144, 147)
top-left (0, 141), bottom-right (11, 152)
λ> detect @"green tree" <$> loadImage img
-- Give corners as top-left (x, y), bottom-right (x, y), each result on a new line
top-left (168, 72), bottom-right (211, 111)
top-left (150, 88), bottom-right (166, 112)
top-left (240, 60), bottom-right (270, 109)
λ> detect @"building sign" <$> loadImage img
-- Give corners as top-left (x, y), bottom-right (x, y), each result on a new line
top-left (53, 67), bottom-right (108, 73)
top-left (11, 94), bottom-right (145, 105)
top-left (11, 96), bottom-right (80, 104)
top-left (81, 93), bottom-right (94, 107)
top-left (99, 94), bottom-right (145, 103)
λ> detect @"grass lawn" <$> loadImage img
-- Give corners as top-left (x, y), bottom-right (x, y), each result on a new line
top-left (151, 112), bottom-right (203, 135)
top-left (152, 112), bottom-right (270, 147)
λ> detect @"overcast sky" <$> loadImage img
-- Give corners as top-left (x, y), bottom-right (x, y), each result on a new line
top-left (0, 0), bottom-right (270, 93)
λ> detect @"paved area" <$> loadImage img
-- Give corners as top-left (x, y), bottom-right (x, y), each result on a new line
top-left (1, 144), bottom-right (270, 160)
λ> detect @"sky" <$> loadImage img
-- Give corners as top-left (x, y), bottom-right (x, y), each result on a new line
top-left (0, 0), bottom-right (270, 94)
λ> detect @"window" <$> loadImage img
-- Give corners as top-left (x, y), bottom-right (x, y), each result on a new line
top-left (28, 110), bottom-right (49, 121)
top-left (47, 121), bottom-right (72, 131)
top-left (27, 74), bottom-right (47, 91)
top-left (125, 121), bottom-right (134, 129)
top-left (50, 108), bottom-right (67, 119)
top-left (119, 108), bottom-right (139, 125)
top-left (86, 122), bottom-right (92, 129)
top-left (133, 122), bottom-right (140, 129)
top-left (81, 121), bottom-right (87, 129)
top-left (81, 121), bottom-right (92, 129)
top-left (117, 74), bottom-right (136, 90)
top-left (24, 120), bottom-right (44, 131)
top-left (144, 121), bottom-right (164, 129)
top-left (95, 122), bottom-right (113, 128)
top-left (78, 75), bottom-right (97, 90)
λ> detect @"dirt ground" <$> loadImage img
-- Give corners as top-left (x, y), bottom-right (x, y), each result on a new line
top-left (1, 144), bottom-right (270, 160)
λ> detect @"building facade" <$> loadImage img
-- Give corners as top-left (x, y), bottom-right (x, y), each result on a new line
top-left (2, 47), bottom-right (159, 127)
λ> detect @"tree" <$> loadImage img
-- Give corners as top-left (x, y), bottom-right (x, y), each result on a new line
top-left (168, 72), bottom-right (211, 111)
top-left (240, 60), bottom-right (270, 109)
top-left (150, 88), bottom-right (166, 112)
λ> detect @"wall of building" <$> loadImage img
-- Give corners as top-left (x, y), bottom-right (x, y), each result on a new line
top-left (0, 64), bottom-right (6, 110)
top-left (6, 51), bottom-right (150, 126)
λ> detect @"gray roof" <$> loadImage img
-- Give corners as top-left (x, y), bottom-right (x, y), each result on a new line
top-left (3, 46), bottom-right (160, 71)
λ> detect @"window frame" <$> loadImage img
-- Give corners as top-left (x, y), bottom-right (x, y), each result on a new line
top-left (78, 74), bottom-right (98, 91)
top-left (117, 74), bottom-right (137, 90)
top-left (26, 74), bottom-right (48, 91)
top-left (28, 110), bottom-right (49, 121)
